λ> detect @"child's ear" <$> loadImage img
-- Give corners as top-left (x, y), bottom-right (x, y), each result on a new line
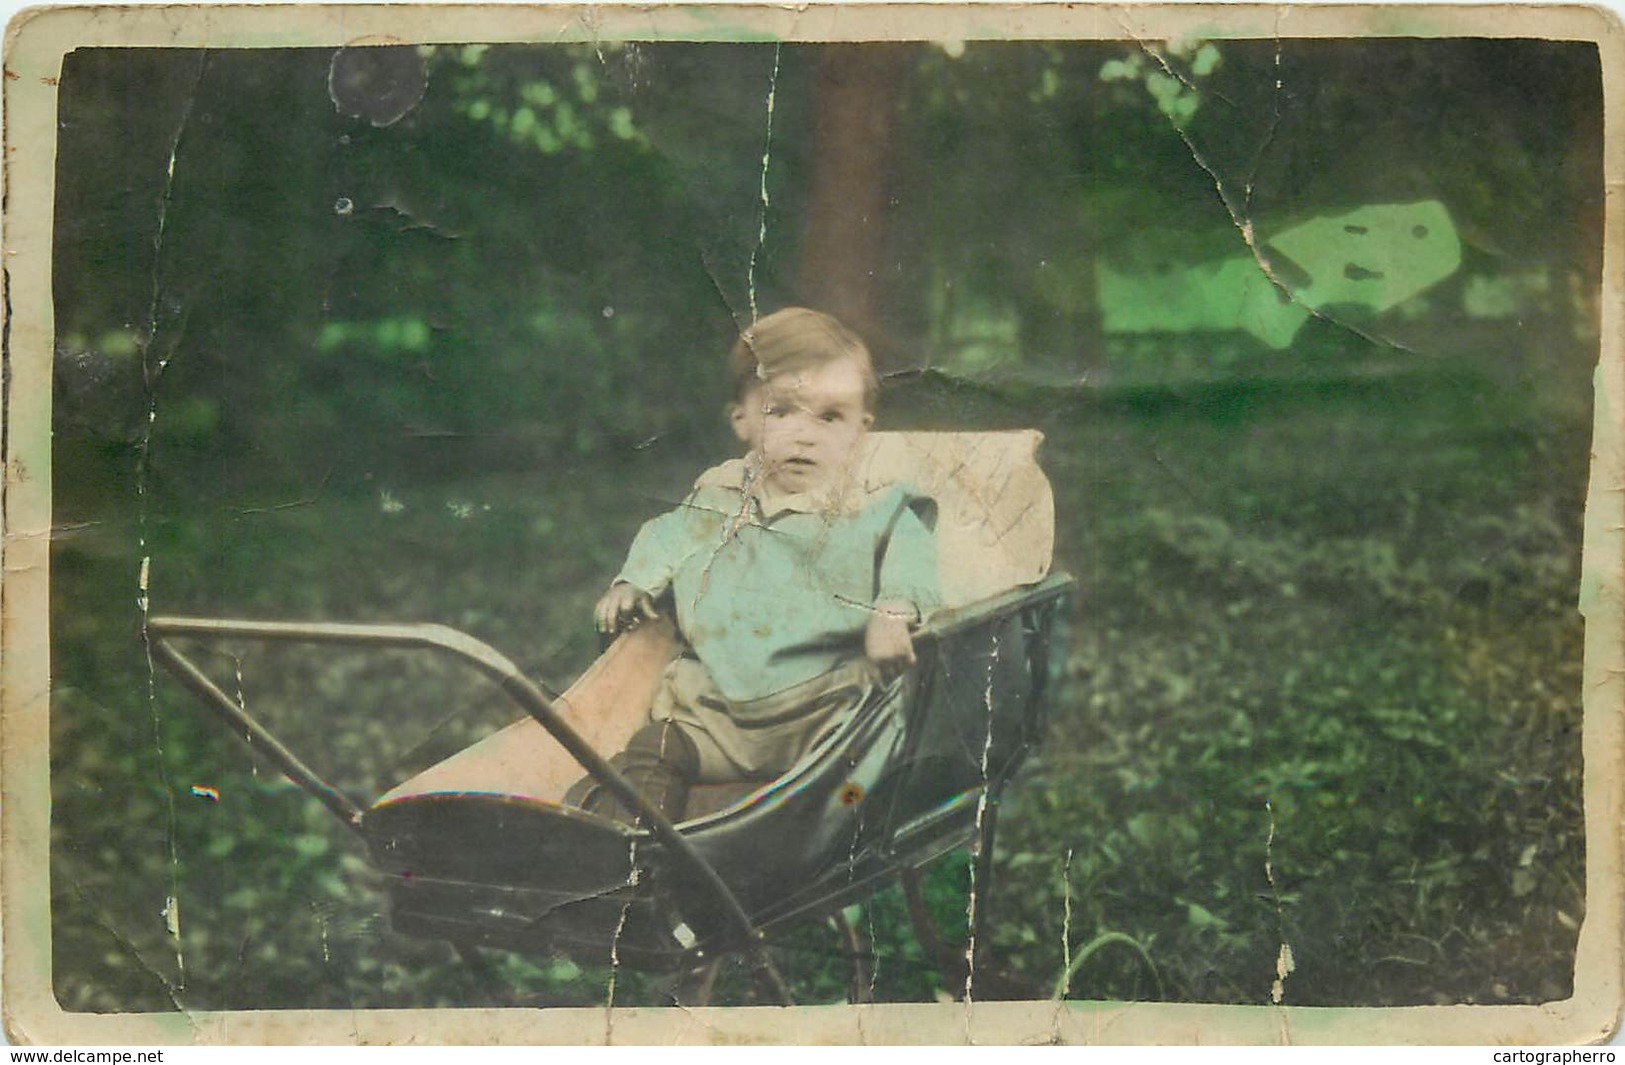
top-left (861, 411), bottom-right (875, 430)
top-left (729, 402), bottom-right (752, 444)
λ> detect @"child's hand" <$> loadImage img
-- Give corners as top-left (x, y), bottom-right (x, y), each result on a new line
top-left (595, 582), bottom-right (659, 635)
top-left (864, 601), bottom-right (919, 678)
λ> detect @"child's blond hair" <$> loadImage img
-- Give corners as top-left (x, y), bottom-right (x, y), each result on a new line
top-left (730, 307), bottom-right (880, 409)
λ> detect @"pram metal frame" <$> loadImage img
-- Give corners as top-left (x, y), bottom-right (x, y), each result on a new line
top-left (146, 615), bottom-right (797, 1001)
top-left (149, 573), bottom-right (1070, 1004)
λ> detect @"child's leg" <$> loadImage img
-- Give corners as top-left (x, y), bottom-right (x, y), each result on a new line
top-left (568, 720), bottom-right (700, 824)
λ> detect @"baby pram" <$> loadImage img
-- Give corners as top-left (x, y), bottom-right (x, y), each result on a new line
top-left (149, 431), bottom-right (1071, 1004)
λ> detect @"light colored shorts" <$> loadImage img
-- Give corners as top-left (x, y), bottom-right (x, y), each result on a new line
top-left (650, 656), bottom-right (879, 782)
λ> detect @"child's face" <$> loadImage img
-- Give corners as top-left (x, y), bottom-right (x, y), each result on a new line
top-left (731, 356), bottom-right (874, 497)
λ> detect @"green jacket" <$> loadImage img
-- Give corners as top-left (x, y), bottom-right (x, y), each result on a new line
top-left (616, 459), bottom-right (940, 703)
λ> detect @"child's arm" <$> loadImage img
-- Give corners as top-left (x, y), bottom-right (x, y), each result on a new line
top-left (866, 493), bottom-right (941, 677)
top-left (595, 483), bottom-right (723, 636)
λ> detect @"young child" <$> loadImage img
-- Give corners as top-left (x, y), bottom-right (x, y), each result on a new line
top-left (571, 307), bottom-right (939, 824)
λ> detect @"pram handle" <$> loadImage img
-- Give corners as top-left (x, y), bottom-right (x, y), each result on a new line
top-left (913, 572), bottom-right (1073, 642)
top-left (146, 614), bottom-right (794, 1003)
top-left (147, 635), bottom-right (371, 830)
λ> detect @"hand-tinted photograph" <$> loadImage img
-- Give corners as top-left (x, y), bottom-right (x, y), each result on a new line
top-left (18, 6), bottom-right (1616, 1039)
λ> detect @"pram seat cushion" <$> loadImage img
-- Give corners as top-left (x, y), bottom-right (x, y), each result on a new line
top-left (372, 616), bottom-right (677, 806)
top-left (854, 430), bottom-right (1053, 607)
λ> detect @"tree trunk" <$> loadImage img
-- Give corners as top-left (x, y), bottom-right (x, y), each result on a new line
top-left (798, 45), bottom-right (910, 343)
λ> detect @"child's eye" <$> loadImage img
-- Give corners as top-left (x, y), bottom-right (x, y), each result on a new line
top-left (821, 411), bottom-right (845, 423)
top-left (766, 405), bottom-right (790, 418)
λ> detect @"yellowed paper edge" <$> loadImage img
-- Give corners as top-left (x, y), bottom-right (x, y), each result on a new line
top-left (3, 2), bottom-right (1621, 1045)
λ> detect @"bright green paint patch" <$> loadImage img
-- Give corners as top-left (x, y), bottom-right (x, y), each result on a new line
top-left (1098, 201), bottom-right (1462, 349)
top-left (1269, 200), bottom-right (1461, 313)
top-left (315, 318), bottom-right (432, 354)
top-left (1099, 251), bottom-right (1307, 349)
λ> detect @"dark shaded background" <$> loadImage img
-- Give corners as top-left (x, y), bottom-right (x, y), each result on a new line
top-left (48, 38), bottom-right (1600, 1009)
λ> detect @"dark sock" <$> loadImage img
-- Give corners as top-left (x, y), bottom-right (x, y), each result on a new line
top-left (566, 721), bottom-right (700, 825)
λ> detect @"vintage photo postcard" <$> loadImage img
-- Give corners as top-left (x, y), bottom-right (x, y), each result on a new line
top-left (3, 1), bottom-right (1622, 1046)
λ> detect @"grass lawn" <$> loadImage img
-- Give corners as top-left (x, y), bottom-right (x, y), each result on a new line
top-left (49, 346), bottom-right (1589, 1009)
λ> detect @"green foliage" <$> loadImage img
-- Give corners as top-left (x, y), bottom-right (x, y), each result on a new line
top-left (451, 44), bottom-right (645, 155)
top-left (978, 373), bottom-right (1585, 1005)
top-left (1098, 40), bottom-right (1223, 130)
